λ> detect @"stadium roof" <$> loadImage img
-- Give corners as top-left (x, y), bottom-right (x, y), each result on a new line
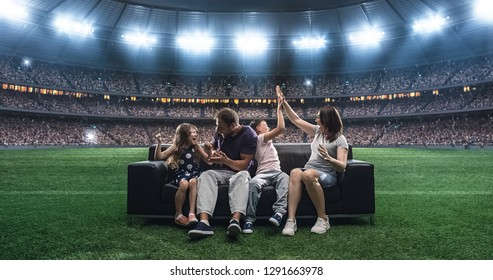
top-left (1, 0), bottom-right (492, 75)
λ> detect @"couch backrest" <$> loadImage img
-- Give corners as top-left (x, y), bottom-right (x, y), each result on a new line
top-left (149, 143), bottom-right (353, 174)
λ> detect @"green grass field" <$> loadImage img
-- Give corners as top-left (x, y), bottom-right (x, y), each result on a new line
top-left (0, 147), bottom-right (492, 260)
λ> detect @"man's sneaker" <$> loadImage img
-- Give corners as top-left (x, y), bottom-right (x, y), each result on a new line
top-left (227, 219), bottom-right (242, 238)
top-left (310, 215), bottom-right (330, 234)
top-left (188, 221), bottom-right (214, 239)
top-left (243, 222), bottom-right (253, 234)
top-left (174, 214), bottom-right (189, 227)
top-left (269, 213), bottom-right (283, 227)
top-left (282, 218), bottom-right (297, 236)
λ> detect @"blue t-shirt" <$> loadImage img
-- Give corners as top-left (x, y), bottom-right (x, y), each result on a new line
top-left (212, 125), bottom-right (257, 172)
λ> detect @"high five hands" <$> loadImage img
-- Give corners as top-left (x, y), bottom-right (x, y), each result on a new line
top-left (276, 85), bottom-right (285, 106)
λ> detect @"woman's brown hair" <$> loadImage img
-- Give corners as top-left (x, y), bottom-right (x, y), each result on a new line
top-left (318, 106), bottom-right (343, 142)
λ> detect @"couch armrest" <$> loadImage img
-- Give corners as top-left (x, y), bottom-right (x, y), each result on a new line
top-left (127, 160), bottom-right (169, 215)
top-left (338, 159), bottom-right (375, 215)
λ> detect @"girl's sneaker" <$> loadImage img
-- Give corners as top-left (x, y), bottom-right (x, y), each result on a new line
top-left (174, 214), bottom-right (189, 227)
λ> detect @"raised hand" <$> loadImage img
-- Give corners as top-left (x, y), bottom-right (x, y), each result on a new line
top-left (155, 133), bottom-right (163, 143)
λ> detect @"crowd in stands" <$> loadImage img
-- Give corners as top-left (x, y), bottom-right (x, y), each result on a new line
top-left (1, 53), bottom-right (493, 147)
top-left (2, 54), bottom-right (493, 97)
top-left (1, 114), bottom-right (491, 147)
top-left (1, 87), bottom-right (491, 119)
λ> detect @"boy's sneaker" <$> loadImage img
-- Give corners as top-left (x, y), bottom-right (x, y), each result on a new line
top-left (310, 215), bottom-right (330, 234)
top-left (227, 219), bottom-right (242, 238)
top-left (243, 222), bottom-right (253, 234)
top-left (269, 213), bottom-right (283, 227)
top-left (188, 221), bottom-right (214, 239)
top-left (282, 218), bottom-right (297, 236)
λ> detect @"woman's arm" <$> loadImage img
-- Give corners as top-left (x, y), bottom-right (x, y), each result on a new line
top-left (280, 91), bottom-right (317, 137)
top-left (318, 145), bottom-right (348, 173)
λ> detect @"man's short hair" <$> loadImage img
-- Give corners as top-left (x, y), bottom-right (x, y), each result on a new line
top-left (215, 108), bottom-right (239, 126)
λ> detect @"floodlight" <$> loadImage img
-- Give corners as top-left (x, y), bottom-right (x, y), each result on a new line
top-left (293, 37), bottom-right (326, 49)
top-left (413, 15), bottom-right (448, 33)
top-left (0, 1), bottom-right (28, 21)
top-left (55, 17), bottom-right (94, 36)
top-left (475, 0), bottom-right (493, 22)
top-left (177, 33), bottom-right (215, 52)
top-left (349, 28), bottom-right (385, 45)
top-left (236, 36), bottom-right (268, 53)
top-left (122, 33), bottom-right (157, 46)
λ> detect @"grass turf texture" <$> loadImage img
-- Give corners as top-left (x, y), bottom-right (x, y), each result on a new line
top-left (0, 147), bottom-right (491, 260)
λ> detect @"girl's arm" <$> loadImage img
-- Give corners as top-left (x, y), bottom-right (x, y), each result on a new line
top-left (154, 133), bottom-right (176, 160)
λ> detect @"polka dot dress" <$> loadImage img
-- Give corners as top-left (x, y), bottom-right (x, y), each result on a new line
top-left (170, 146), bottom-right (200, 186)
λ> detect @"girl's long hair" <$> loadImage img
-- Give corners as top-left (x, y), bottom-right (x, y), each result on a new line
top-left (166, 123), bottom-right (200, 169)
top-left (318, 106), bottom-right (344, 142)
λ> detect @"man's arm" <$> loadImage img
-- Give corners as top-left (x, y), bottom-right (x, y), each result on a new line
top-left (208, 151), bottom-right (254, 171)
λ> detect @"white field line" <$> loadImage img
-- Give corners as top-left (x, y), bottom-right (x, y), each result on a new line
top-left (376, 190), bottom-right (493, 195)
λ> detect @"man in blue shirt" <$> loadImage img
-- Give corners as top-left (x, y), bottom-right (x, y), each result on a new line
top-left (188, 108), bottom-right (257, 239)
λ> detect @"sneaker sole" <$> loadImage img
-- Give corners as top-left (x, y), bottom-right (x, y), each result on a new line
top-left (227, 224), bottom-right (241, 237)
top-left (243, 229), bottom-right (253, 234)
top-left (281, 230), bottom-right (295, 236)
top-left (310, 225), bottom-right (330, 234)
top-left (269, 217), bottom-right (280, 227)
top-left (188, 230), bottom-right (214, 239)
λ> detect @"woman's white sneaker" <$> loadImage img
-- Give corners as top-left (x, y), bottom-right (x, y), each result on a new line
top-left (310, 216), bottom-right (330, 234)
top-left (282, 219), bottom-right (297, 236)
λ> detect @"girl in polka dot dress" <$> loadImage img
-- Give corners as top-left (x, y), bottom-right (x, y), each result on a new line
top-left (155, 123), bottom-right (211, 227)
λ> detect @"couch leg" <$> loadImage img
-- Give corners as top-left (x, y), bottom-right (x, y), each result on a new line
top-left (127, 216), bottom-right (133, 226)
top-left (369, 215), bottom-right (375, 225)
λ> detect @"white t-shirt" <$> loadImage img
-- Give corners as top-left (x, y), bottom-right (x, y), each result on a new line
top-left (254, 134), bottom-right (282, 175)
top-left (304, 126), bottom-right (348, 175)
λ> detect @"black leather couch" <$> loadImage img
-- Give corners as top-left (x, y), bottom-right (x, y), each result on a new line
top-left (127, 143), bottom-right (375, 224)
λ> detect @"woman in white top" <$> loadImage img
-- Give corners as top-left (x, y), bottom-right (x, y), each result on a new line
top-left (280, 95), bottom-right (348, 236)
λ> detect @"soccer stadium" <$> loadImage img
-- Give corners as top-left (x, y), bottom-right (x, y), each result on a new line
top-left (0, 0), bottom-right (492, 267)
